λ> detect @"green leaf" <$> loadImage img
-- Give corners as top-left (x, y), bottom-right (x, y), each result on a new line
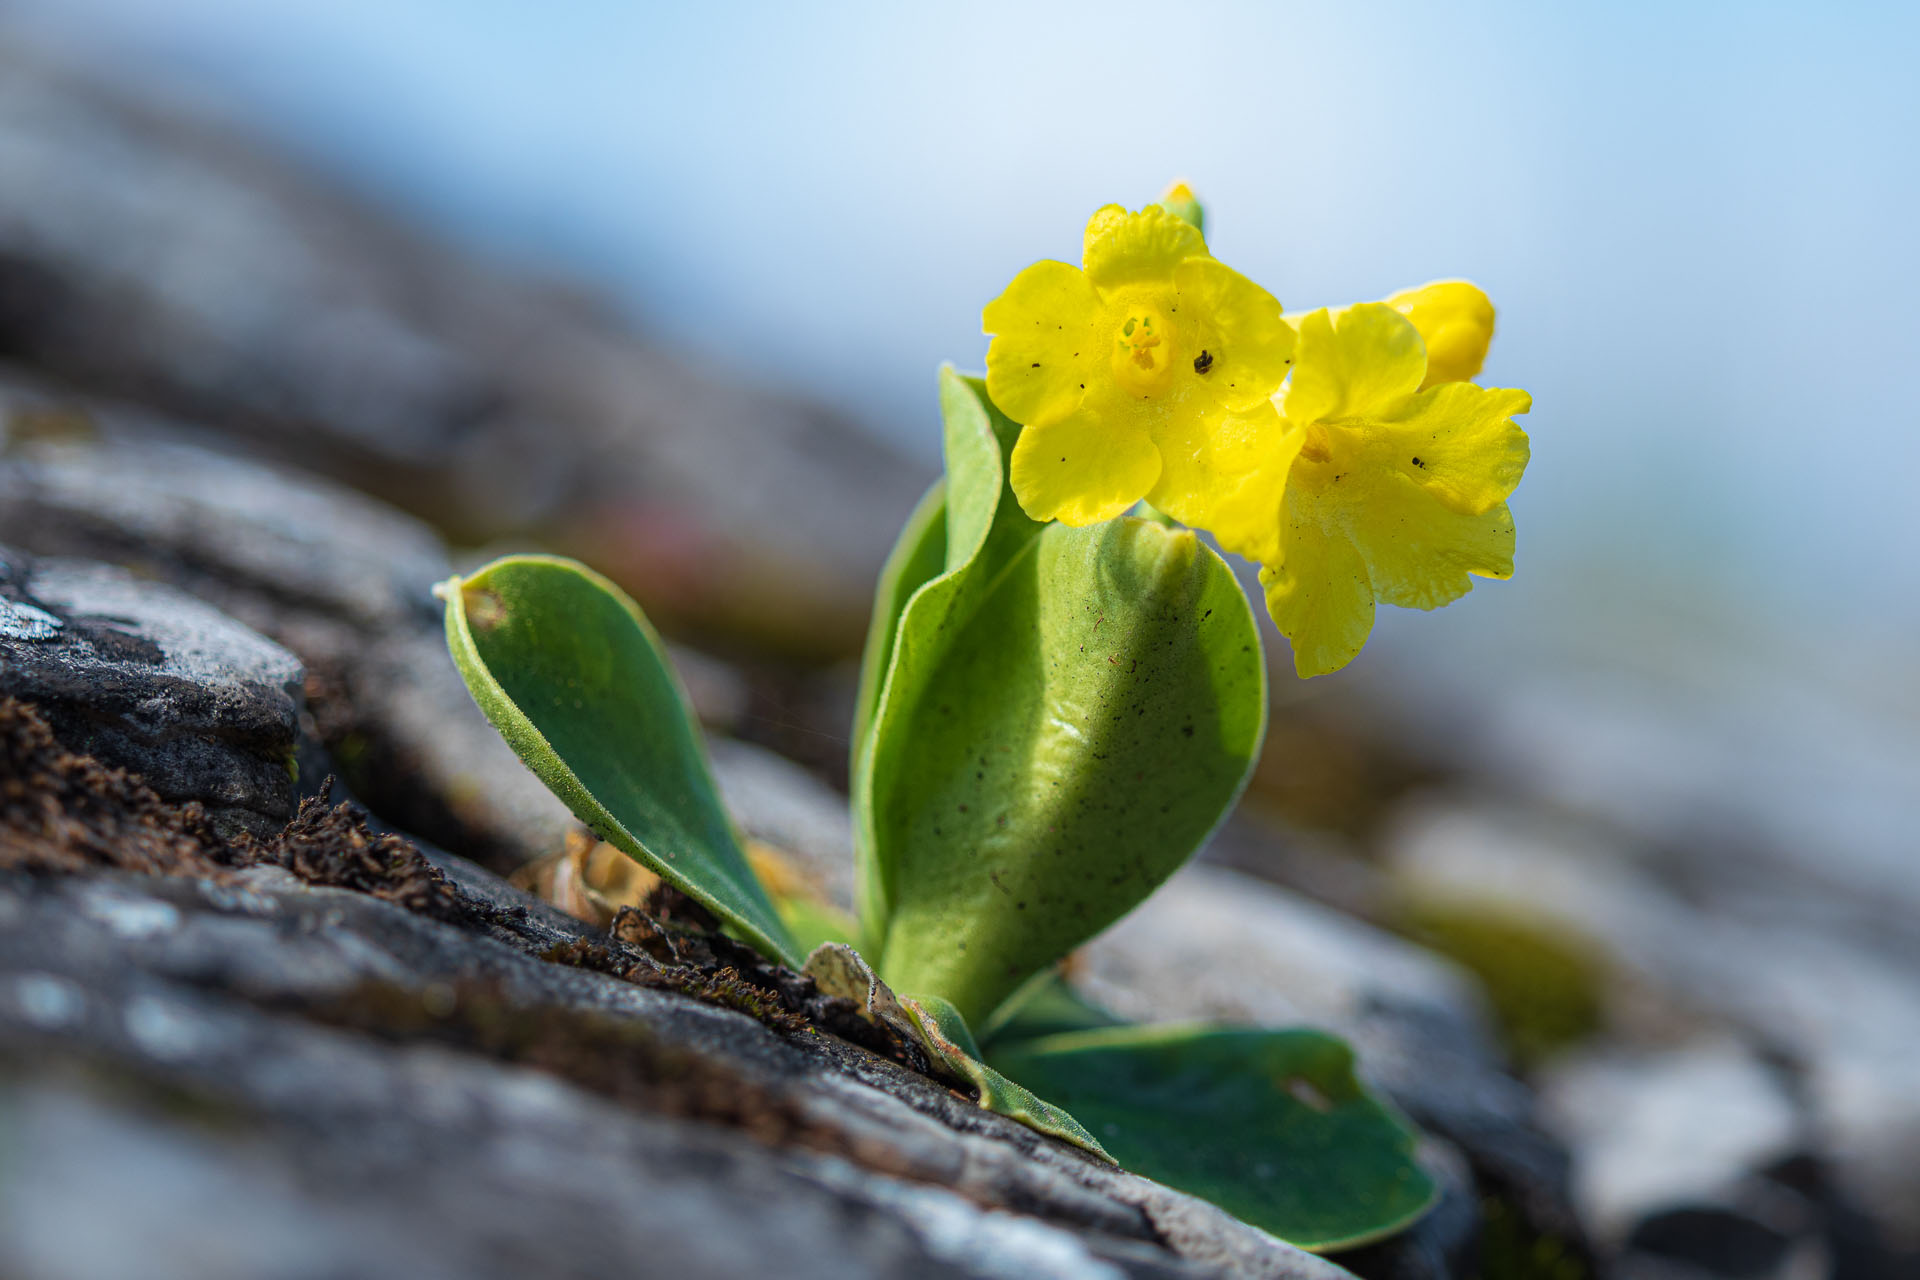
top-left (770, 889), bottom-right (862, 957)
top-left (852, 367), bottom-right (1046, 935)
top-left (802, 943), bottom-right (1110, 1160)
top-left (440, 555), bottom-right (801, 966)
top-left (988, 1023), bottom-right (1437, 1251)
top-left (900, 992), bottom-right (1112, 1162)
top-left (979, 967), bottom-right (1127, 1044)
top-left (860, 398), bottom-right (1268, 1020)
top-left (850, 478), bottom-right (946, 783)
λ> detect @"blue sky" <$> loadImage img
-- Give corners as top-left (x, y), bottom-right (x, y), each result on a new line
top-left (13, 0), bottom-right (1920, 650)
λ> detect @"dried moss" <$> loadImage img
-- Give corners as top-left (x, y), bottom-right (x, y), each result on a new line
top-left (0, 695), bottom-right (233, 877)
top-left (541, 937), bottom-right (811, 1035)
top-left (2, 696), bottom-right (466, 925)
top-left (252, 791), bottom-right (467, 923)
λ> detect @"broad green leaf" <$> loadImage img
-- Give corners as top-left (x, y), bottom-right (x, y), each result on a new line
top-left (850, 478), bottom-right (946, 778)
top-left (865, 504), bottom-right (1267, 1024)
top-left (989, 1023), bottom-right (1437, 1251)
top-left (938, 366), bottom-right (1028, 574)
top-left (441, 555), bottom-right (801, 966)
top-left (853, 368), bottom-right (1046, 933)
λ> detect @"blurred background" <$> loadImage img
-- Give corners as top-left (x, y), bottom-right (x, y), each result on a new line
top-left (0, 2), bottom-right (1914, 1277)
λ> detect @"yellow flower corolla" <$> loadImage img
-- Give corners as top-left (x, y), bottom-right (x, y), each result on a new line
top-left (983, 205), bottom-right (1296, 526)
top-left (1245, 303), bottom-right (1531, 678)
top-left (1287, 280), bottom-right (1497, 390)
top-left (1385, 281), bottom-right (1495, 387)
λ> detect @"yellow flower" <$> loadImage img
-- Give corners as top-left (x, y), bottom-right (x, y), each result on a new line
top-left (983, 204), bottom-right (1295, 526)
top-left (1156, 179), bottom-right (1205, 234)
top-left (1385, 281), bottom-right (1496, 387)
top-left (1288, 280), bottom-right (1497, 389)
top-left (1250, 303), bottom-right (1531, 677)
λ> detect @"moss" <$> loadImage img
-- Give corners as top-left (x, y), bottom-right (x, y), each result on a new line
top-left (1396, 900), bottom-right (1605, 1066)
top-left (1, 694), bottom-right (476, 928)
top-left (1478, 1193), bottom-right (1590, 1280)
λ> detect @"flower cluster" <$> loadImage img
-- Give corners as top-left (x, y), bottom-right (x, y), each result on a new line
top-left (983, 190), bottom-right (1531, 676)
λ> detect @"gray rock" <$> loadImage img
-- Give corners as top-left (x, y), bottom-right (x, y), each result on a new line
top-left (0, 430), bottom-right (449, 634)
top-left (1387, 796), bottom-right (1920, 1261)
top-left (709, 736), bottom-right (858, 911)
top-left (0, 547), bottom-right (303, 834)
top-left (345, 624), bottom-right (577, 866)
top-left (0, 421), bottom-right (820, 872)
top-left (0, 856), bottom-right (1357, 1280)
top-left (0, 426), bottom-right (601, 865)
top-left (1073, 864), bottom-right (1584, 1266)
top-left (0, 41), bottom-right (926, 651)
top-left (1537, 1037), bottom-right (1817, 1279)
top-left (1370, 603), bottom-right (1920, 955)
top-left (1074, 865), bottom-right (1496, 1080)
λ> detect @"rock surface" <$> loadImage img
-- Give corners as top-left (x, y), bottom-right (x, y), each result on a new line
top-left (0, 805), bottom-right (1352, 1279)
top-left (0, 424), bottom-right (558, 865)
top-left (0, 494), bottom-right (1575, 1279)
top-left (709, 736), bottom-right (859, 911)
top-left (1538, 1038), bottom-right (1824, 1279)
top-left (1386, 795), bottom-right (1920, 1274)
top-left (0, 546), bottom-right (303, 835)
top-left (0, 421), bottom-right (840, 873)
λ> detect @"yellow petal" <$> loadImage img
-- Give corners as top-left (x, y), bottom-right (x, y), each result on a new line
top-left (1282, 304), bottom-right (1426, 425)
top-left (1259, 518), bottom-right (1375, 678)
top-left (1262, 376), bottom-right (1531, 665)
top-left (1385, 280), bottom-right (1495, 388)
top-left (1083, 205), bottom-right (1207, 290)
top-left (1147, 401), bottom-right (1299, 566)
top-left (1009, 409), bottom-right (1161, 526)
top-left (1360, 382), bottom-right (1531, 515)
top-left (1353, 492), bottom-right (1516, 612)
top-left (1083, 204), bottom-right (1129, 254)
top-left (984, 260), bottom-right (1102, 427)
top-left (1171, 258), bottom-right (1295, 411)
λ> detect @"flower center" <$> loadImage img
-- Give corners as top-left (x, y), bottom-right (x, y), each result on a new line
top-left (1298, 423), bottom-right (1334, 465)
top-left (1109, 307), bottom-right (1177, 397)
